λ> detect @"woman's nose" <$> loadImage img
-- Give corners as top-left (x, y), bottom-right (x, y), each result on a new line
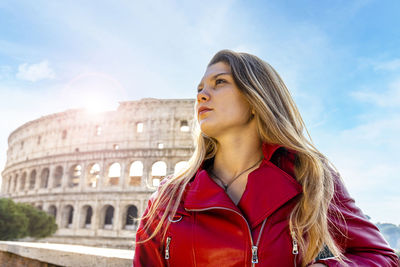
top-left (197, 88), bottom-right (210, 102)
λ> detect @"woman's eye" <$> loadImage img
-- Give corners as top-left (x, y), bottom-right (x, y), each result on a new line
top-left (215, 79), bottom-right (226, 85)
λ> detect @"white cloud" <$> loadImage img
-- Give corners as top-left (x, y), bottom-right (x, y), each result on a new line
top-left (351, 78), bottom-right (400, 107)
top-left (16, 60), bottom-right (55, 82)
top-left (316, 115), bottom-right (400, 224)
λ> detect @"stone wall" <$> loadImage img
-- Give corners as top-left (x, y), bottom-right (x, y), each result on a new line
top-left (0, 241), bottom-right (132, 267)
top-left (0, 98), bottom-right (195, 248)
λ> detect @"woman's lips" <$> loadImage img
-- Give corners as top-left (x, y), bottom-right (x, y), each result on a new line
top-left (198, 107), bottom-right (212, 116)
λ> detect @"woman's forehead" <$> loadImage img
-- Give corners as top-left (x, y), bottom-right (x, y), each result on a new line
top-left (199, 62), bottom-right (232, 84)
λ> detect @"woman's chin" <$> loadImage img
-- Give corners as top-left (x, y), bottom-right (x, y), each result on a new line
top-left (199, 123), bottom-right (219, 138)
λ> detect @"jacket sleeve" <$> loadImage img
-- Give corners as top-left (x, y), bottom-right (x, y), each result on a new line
top-left (133, 196), bottom-right (166, 267)
top-left (315, 172), bottom-right (399, 267)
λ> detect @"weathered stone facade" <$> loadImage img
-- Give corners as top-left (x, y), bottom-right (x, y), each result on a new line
top-left (1, 98), bottom-right (195, 249)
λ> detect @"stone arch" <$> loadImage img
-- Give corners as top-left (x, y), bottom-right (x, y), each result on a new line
top-left (151, 161), bottom-right (167, 187)
top-left (40, 168), bottom-right (50, 188)
top-left (80, 205), bottom-right (93, 228)
top-left (53, 166), bottom-right (63, 188)
top-left (180, 120), bottom-right (190, 132)
top-left (101, 205), bottom-right (115, 229)
top-left (174, 161), bottom-right (189, 175)
top-left (68, 164), bottom-right (81, 188)
top-left (61, 205), bottom-right (74, 228)
top-left (20, 172), bottom-right (27, 191)
top-left (87, 163), bottom-right (100, 188)
top-left (107, 162), bottom-right (121, 186)
top-left (48, 205), bottom-right (57, 218)
top-left (129, 161), bottom-right (143, 186)
top-left (29, 170), bottom-right (37, 189)
top-left (124, 205), bottom-right (138, 230)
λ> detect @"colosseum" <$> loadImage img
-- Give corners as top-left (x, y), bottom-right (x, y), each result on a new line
top-left (0, 98), bottom-right (195, 249)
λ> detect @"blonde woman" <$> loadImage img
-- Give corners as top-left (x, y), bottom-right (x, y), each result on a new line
top-left (133, 50), bottom-right (398, 267)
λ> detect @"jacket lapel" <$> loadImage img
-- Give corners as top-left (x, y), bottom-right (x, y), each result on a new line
top-left (238, 160), bottom-right (302, 229)
top-left (183, 169), bottom-right (241, 213)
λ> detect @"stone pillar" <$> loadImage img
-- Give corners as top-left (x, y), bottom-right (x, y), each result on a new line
top-left (119, 161), bottom-right (127, 189)
top-left (15, 173), bottom-right (20, 195)
top-left (34, 169), bottom-right (40, 190)
top-left (61, 162), bottom-right (69, 189)
top-left (72, 200), bottom-right (79, 230)
top-left (114, 199), bottom-right (120, 231)
top-left (92, 201), bottom-right (100, 233)
top-left (55, 201), bottom-right (63, 229)
top-left (48, 167), bottom-right (54, 189)
top-left (75, 202), bottom-right (82, 230)
top-left (167, 159), bottom-right (174, 176)
top-left (143, 160), bottom-right (152, 188)
top-left (79, 162), bottom-right (87, 192)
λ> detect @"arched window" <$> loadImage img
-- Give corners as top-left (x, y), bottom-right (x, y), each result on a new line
top-left (180, 120), bottom-right (190, 132)
top-left (20, 172), bottom-right (27, 191)
top-left (40, 168), bottom-right (49, 188)
top-left (48, 205), bottom-right (57, 218)
top-left (87, 163), bottom-right (100, 188)
top-left (136, 122), bottom-right (143, 133)
top-left (62, 205), bottom-right (74, 228)
top-left (68, 164), bottom-right (81, 188)
top-left (80, 205), bottom-right (93, 229)
top-left (85, 206), bottom-right (93, 228)
top-left (174, 161), bottom-right (189, 175)
top-left (151, 161), bottom-right (167, 187)
top-left (53, 166), bottom-right (63, 188)
top-left (108, 163), bottom-right (121, 186)
top-left (129, 161), bottom-right (143, 186)
top-left (95, 125), bottom-right (102, 136)
top-left (125, 205), bottom-right (138, 230)
top-left (104, 205), bottom-right (114, 229)
top-left (29, 170), bottom-right (37, 189)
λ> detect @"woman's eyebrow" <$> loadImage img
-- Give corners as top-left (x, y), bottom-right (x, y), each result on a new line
top-left (197, 72), bottom-right (232, 89)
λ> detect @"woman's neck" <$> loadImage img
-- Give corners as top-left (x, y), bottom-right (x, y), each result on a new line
top-left (212, 131), bottom-right (263, 181)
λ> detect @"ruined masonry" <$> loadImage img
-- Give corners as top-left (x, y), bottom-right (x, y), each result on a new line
top-left (1, 98), bottom-right (195, 249)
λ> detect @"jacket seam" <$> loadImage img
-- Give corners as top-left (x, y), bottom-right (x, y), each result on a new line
top-left (191, 212), bottom-right (197, 267)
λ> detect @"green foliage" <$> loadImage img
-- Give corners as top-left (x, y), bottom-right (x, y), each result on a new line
top-left (0, 198), bottom-right (57, 241)
top-left (16, 202), bottom-right (58, 238)
top-left (0, 198), bottom-right (29, 240)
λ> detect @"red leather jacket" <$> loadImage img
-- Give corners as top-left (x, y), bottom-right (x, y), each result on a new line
top-left (134, 144), bottom-right (398, 266)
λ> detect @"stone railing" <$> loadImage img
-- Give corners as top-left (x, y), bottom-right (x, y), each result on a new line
top-left (0, 241), bottom-right (133, 267)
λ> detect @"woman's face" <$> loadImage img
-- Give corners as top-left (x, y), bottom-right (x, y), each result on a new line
top-left (196, 62), bottom-right (253, 139)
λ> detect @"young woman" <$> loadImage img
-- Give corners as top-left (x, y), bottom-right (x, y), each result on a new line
top-left (134, 50), bottom-right (398, 266)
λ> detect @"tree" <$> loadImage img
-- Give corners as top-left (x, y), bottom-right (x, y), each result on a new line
top-left (0, 198), bottom-right (29, 240)
top-left (0, 198), bottom-right (57, 240)
top-left (16, 202), bottom-right (57, 238)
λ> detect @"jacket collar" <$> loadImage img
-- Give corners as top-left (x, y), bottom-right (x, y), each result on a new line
top-left (183, 143), bottom-right (303, 229)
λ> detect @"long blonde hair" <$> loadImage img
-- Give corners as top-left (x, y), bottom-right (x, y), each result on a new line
top-left (137, 50), bottom-right (346, 266)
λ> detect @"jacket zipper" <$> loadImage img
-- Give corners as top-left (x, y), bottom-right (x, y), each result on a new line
top-left (291, 231), bottom-right (298, 267)
top-left (185, 206), bottom-right (267, 266)
top-left (165, 236), bottom-right (171, 260)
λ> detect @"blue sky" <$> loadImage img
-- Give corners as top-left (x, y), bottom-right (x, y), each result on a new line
top-left (0, 0), bottom-right (399, 224)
